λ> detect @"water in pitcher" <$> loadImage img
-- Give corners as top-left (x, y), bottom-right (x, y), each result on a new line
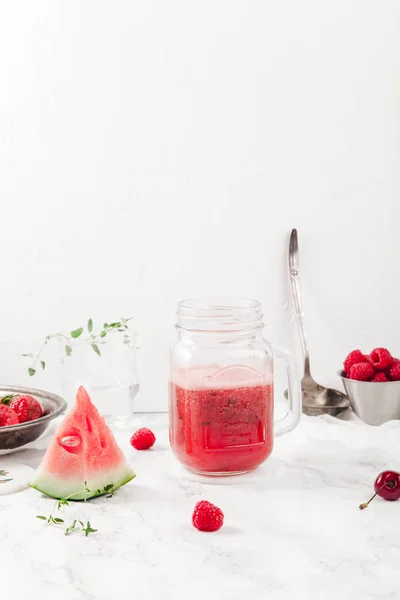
top-left (62, 380), bottom-right (139, 429)
top-left (90, 382), bottom-right (140, 428)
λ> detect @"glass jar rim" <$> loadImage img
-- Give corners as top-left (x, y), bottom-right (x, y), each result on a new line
top-left (176, 297), bottom-right (263, 332)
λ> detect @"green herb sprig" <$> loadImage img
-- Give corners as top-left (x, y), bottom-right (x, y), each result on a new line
top-left (96, 483), bottom-right (116, 498)
top-left (35, 481), bottom-right (115, 536)
top-left (24, 317), bottom-right (133, 376)
top-left (0, 469), bottom-right (12, 484)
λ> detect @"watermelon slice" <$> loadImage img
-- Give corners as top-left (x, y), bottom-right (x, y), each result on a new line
top-left (30, 386), bottom-right (135, 500)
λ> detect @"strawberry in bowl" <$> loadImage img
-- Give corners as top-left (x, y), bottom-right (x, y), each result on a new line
top-left (0, 386), bottom-right (66, 454)
top-left (9, 395), bottom-right (43, 423)
top-left (339, 348), bottom-right (400, 425)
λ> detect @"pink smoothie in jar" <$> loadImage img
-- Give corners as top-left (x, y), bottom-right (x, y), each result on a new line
top-left (169, 366), bottom-right (273, 475)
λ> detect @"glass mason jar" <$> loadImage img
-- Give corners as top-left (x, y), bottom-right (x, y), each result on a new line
top-left (169, 298), bottom-right (301, 476)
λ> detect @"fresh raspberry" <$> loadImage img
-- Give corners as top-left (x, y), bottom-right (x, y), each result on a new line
top-left (349, 362), bottom-right (375, 381)
top-left (130, 427), bottom-right (156, 450)
top-left (388, 362), bottom-right (400, 381)
top-left (192, 500), bottom-right (224, 532)
top-left (0, 404), bottom-right (19, 427)
top-left (9, 395), bottom-right (43, 423)
top-left (369, 348), bottom-right (394, 371)
top-left (372, 372), bottom-right (389, 382)
top-left (343, 350), bottom-right (367, 375)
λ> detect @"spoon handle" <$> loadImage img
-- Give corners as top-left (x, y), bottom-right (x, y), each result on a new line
top-left (288, 229), bottom-right (310, 371)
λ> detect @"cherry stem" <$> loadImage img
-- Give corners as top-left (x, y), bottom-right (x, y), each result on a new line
top-left (359, 480), bottom-right (395, 510)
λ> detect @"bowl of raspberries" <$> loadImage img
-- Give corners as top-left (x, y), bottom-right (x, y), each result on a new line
top-left (339, 348), bottom-right (400, 425)
top-left (0, 385), bottom-right (67, 454)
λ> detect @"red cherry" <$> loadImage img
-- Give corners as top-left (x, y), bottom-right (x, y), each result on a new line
top-left (374, 471), bottom-right (400, 500)
top-left (359, 470), bottom-right (400, 510)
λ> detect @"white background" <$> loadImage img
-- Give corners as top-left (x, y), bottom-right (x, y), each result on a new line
top-left (0, 1), bottom-right (399, 411)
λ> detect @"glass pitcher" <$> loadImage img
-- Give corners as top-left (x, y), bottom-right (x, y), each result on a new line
top-left (169, 298), bottom-right (301, 476)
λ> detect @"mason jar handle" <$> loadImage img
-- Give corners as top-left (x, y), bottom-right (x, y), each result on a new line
top-left (273, 345), bottom-right (301, 436)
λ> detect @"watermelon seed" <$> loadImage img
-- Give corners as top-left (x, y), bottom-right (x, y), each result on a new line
top-left (60, 435), bottom-right (81, 449)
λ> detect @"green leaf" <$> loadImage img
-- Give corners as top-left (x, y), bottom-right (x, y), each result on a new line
top-left (84, 521), bottom-right (97, 536)
top-left (0, 395), bottom-right (14, 406)
top-left (65, 345), bottom-right (72, 357)
top-left (109, 322), bottom-right (122, 328)
top-left (0, 478), bottom-right (13, 483)
top-left (87, 318), bottom-right (93, 333)
top-left (100, 330), bottom-right (107, 338)
top-left (54, 517), bottom-right (64, 523)
top-left (22, 353), bottom-right (33, 357)
top-left (103, 323), bottom-right (109, 329)
top-left (36, 515), bottom-right (47, 520)
top-left (41, 360), bottom-right (46, 370)
top-left (91, 343), bottom-right (101, 356)
top-left (103, 484), bottom-right (114, 492)
top-left (70, 327), bottom-right (83, 339)
top-left (0, 470), bottom-right (9, 476)
top-left (28, 368), bottom-right (36, 377)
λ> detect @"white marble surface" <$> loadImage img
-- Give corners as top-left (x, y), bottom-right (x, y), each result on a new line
top-left (1, 412), bottom-right (400, 600)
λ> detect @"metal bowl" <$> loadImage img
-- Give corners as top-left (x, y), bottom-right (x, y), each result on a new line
top-left (338, 371), bottom-right (400, 426)
top-left (0, 385), bottom-right (67, 453)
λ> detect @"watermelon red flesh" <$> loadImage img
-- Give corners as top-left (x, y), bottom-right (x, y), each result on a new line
top-left (30, 386), bottom-right (135, 500)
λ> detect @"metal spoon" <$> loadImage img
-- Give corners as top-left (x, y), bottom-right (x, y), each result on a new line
top-left (285, 229), bottom-right (350, 416)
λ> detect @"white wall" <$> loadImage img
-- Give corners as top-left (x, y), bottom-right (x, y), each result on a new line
top-left (0, 1), bottom-right (399, 411)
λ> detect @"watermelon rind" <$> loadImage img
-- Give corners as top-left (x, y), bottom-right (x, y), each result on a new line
top-left (29, 463), bottom-right (135, 500)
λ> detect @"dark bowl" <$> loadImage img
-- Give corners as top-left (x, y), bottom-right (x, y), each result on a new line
top-left (0, 385), bottom-right (67, 453)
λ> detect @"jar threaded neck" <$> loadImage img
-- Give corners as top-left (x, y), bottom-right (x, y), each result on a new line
top-left (176, 298), bottom-right (264, 333)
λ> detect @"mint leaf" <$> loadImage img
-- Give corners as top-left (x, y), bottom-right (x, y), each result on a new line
top-left (65, 345), bottom-right (72, 357)
top-left (28, 368), bottom-right (36, 376)
top-left (100, 330), bottom-right (107, 338)
top-left (70, 328), bottom-right (83, 339)
top-left (41, 360), bottom-right (46, 370)
top-left (87, 318), bottom-right (93, 333)
top-left (36, 515), bottom-right (47, 520)
top-left (91, 343), bottom-right (101, 356)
